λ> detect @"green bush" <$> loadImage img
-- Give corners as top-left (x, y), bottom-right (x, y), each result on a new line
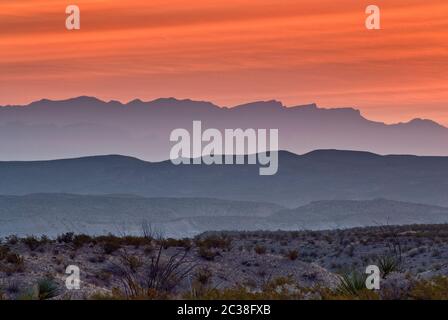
top-left (336, 271), bottom-right (367, 297)
top-left (377, 254), bottom-right (402, 278)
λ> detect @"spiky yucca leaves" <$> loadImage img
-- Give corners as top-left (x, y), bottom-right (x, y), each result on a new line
top-left (377, 254), bottom-right (402, 278)
top-left (37, 278), bottom-right (60, 300)
top-left (336, 271), bottom-right (367, 296)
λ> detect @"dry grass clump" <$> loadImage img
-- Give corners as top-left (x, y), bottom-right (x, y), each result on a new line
top-left (286, 249), bottom-right (299, 261)
top-left (410, 276), bottom-right (448, 300)
top-left (195, 235), bottom-right (231, 250)
top-left (0, 245), bottom-right (25, 274)
top-left (195, 235), bottom-right (231, 261)
top-left (96, 242), bottom-right (197, 300)
top-left (186, 276), bottom-right (307, 300)
top-left (56, 232), bottom-right (153, 251)
top-left (254, 245), bottom-right (267, 255)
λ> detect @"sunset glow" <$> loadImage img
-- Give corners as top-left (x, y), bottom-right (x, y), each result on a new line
top-left (1, 0), bottom-right (447, 124)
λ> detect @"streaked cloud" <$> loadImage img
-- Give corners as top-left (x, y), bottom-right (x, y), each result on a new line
top-left (0, 0), bottom-right (447, 124)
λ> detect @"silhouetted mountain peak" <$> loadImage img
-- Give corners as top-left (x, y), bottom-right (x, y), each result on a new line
top-left (1, 96), bottom-right (448, 160)
top-left (126, 98), bottom-right (144, 105)
top-left (402, 118), bottom-right (446, 129)
top-left (63, 96), bottom-right (104, 104)
top-left (148, 97), bottom-right (220, 110)
top-left (151, 97), bottom-right (182, 104)
top-left (303, 149), bottom-right (381, 160)
top-left (26, 96), bottom-right (107, 109)
top-left (289, 103), bottom-right (318, 110)
top-left (232, 100), bottom-right (284, 111)
top-left (288, 103), bottom-right (364, 120)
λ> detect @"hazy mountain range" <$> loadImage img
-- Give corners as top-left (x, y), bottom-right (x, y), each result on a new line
top-left (0, 194), bottom-right (282, 237)
top-left (1, 150), bottom-right (447, 208)
top-left (2, 97), bottom-right (448, 236)
top-left (0, 194), bottom-right (446, 237)
top-left (0, 96), bottom-right (447, 161)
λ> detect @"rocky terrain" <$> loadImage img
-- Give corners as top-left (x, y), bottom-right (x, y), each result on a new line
top-left (1, 224), bottom-right (447, 300)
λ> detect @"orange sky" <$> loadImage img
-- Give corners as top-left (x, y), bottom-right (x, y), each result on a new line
top-left (0, 0), bottom-right (447, 124)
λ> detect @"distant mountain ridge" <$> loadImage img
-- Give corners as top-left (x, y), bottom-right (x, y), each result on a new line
top-left (269, 199), bottom-right (448, 229)
top-left (0, 194), bottom-right (446, 237)
top-left (1, 150), bottom-right (448, 208)
top-left (0, 96), bottom-right (447, 161)
top-left (0, 193), bottom-right (284, 237)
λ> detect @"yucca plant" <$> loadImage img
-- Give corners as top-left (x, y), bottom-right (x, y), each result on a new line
top-left (377, 254), bottom-right (401, 278)
top-left (336, 271), bottom-right (367, 296)
top-left (37, 278), bottom-right (60, 300)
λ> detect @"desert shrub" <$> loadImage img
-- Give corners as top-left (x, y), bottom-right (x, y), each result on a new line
top-left (5, 252), bottom-right (24, 266)
top-left (6, 235), bottom-right (18, 245)
top-left (97, 234), bottom-right (150, 253)
top-left (186, 277), bottom-right (305, 300)
top-left (321, 287), bottom-right (379, 300)
top-left (189, 267), bottom-right (213, 298)
top-left (254, 245), bottom-right (267, 255)
top-left (39, 235), bottom-right (51, 244)
top-left (379, 229), bottom-right (404, 278)
top-left (119, 251), bottom-right (143, 273)
top-left (73, 234), bottom-right (94, 249)
top-left (195, 235), bottom-right (231, 250)
top-left (1, 264), bottom-right (25, 275)
top-left (162, 238), bottom-right (192, 250)
top-left (195, 235), bottom-right (230, 261)
top-left (410, 276), bottom-right (448, 300)
top-left (57, 232), bottom-right (74, 243)
top-left (111, 245), bottom-right (196, 300)
top-left (103, 242), bottom-right (121, 254)
top-left (195, 267), bottom-right (212, 286)
top-left (377, 254), bottom-right (402, 278)
top-left (0, 248), bottom-right (25, 274)
top-left (121, 236), bottom-right (151, 248)
top-left (286, 249), bottom-right (299, 261)
top-left (335, 271), bottom-right (368, 297)
top-left (90, 287), bottom-right (168, 300)
top-left (21, 236), bottom-right (40, 251)
top-left (198, 247), bottom-right (219, 261)
top-left (0, 245), bottom-right (10, 260)
top-left (37, 278), bottom-right (60, 300)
